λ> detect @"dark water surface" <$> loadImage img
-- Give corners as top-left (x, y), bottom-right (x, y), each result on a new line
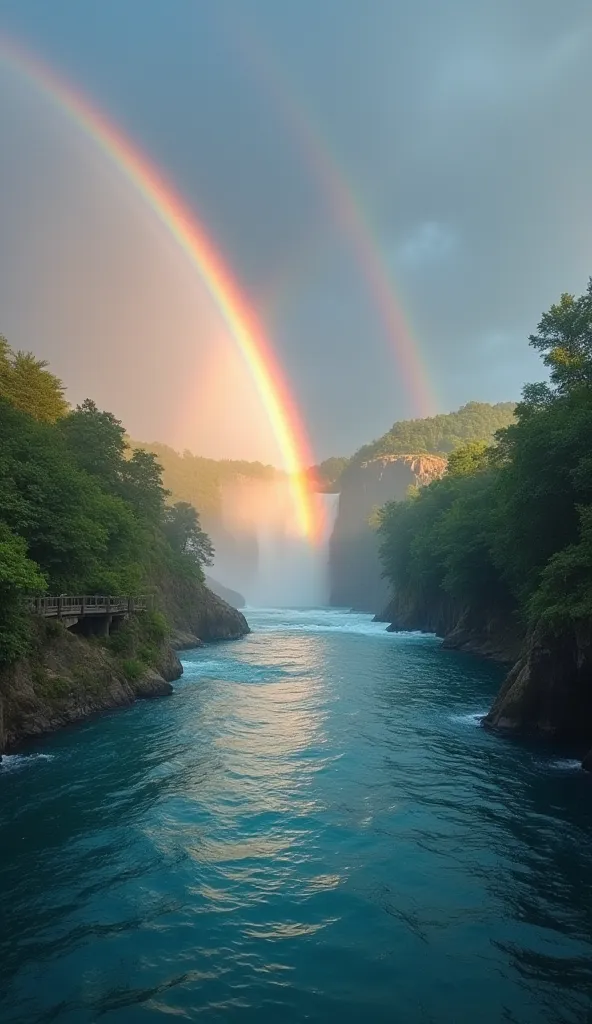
top-left (1, 608), bottom-right (592, 1023)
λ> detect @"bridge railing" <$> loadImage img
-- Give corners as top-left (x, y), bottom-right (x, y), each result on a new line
top-left (28, 596), bottom-right (149, 617)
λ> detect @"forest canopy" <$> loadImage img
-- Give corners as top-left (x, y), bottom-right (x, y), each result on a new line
top-left (351, 401), bottom-right (516, 466)
top-left (0, 343), bottom-right (214, 664)
top-left (377, 281), bottom-right (592, 636)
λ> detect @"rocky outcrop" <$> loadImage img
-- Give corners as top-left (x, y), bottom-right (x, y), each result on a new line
top-left (483, 621), bottom-right (592, 739)
top-left (190, 588), bottom-right (250, 640)
top-left (0, 620), bottom-right (180, 754)
top-left (376, 594), bottom-right (459, 638)
top-left (157, 573), bottom-right (250, 643)
top-left (378, 594), bottom-right (522, 664)
top-left (440, 611), bottom-right (523, 663)
top-left (330, 455), bottom-right (446, 611)
top-left (205, 576), bottom-right (246, 608)
top-left (170, 629), bottom-right (203, 651)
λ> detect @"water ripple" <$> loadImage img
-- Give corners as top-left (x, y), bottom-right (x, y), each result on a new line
top-left (1, 608), bottom-right (592, 1023)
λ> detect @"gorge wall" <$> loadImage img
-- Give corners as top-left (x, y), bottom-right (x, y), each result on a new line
top-left (0, 581), bottom-right (249, 755)
top-left (329, 455), bottom-right (447, 611)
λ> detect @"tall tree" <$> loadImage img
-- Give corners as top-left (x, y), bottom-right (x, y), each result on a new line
top-left (164, 501), bottom-right (214, 567)
top-left (0, 337), bottom-right (67, 422)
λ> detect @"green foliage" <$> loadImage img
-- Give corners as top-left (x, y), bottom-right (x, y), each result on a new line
top-left (528, 506), bottom-right (592, 627)
top-left (309, 456), bottom-right (350, 491)
top-left (164, 501), bottom-right (214, 570)
top-left (0, 526), bottom-right (46, 663)
top-left (0, 337), bottom-right (215, 665)
top-left (378, 279), bottom-right (592, 637)
top-left (141, 609), bottom-right (169, 644)
top-left (0, 337), bottom-right (68, 423)
top-left (351, 401), bottom-right (516, 466)
top-left (105, 610), bottom-right (168, 678)
top-left (528, 286), bottom-right (592, 396)
top-left (32, 667), bottom-right (72, 699)
top-left (446, 440), bottom-right (490, 477)
top-left (121, 658), bottom-right (145, 682)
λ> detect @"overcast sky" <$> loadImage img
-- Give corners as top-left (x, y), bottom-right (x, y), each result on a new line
top-left (1, 0), bottom-right (592, 462)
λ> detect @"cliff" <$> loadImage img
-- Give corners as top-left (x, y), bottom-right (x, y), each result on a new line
top-left (205, 575), bottom-right (246, 609)
top-left (0, 580), bottom-right (250, 755)
top-left (330, 455), bottom-right (447, 610)
top-left (378, 593), bottom-right (522, 664)
top-left (157, 573), bottom-right (249, 646)
top-left (483, 621), bottom-right (592, 741)
top-left (0, 617), bottom-right (179, 754)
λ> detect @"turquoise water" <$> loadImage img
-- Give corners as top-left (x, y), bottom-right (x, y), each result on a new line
top-left (1, 608), bottom-right (592, 1023)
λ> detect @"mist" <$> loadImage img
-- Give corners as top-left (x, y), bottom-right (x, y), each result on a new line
top-left (213, 477), bottom-right (339, 607)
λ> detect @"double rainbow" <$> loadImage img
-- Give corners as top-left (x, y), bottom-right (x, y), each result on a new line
top-left (223, 13), bottom-right (436, 418)
top-left (0, 33), bottom-right (321, 540)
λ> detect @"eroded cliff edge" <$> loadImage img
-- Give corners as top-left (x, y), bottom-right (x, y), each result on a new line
top-left (482, 622), bottom-right (592, 740)
top-left (330, 455), bottom-right (446, 611)
top-left (377, 596), bottom-right (523, 664)
top-left (0, 582), bottom-right (249, 755)
top-left (380, 596), bottom-right (592, 760)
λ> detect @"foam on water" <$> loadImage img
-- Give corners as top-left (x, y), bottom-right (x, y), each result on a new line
top-left (450, 710), bottom-right (488, 726)
top-left (0, 753), bottom-right (55, 773)
top-left (243, 606), bottom-right (437, 641)
top-left (547, 758), bottom-right (583, 772)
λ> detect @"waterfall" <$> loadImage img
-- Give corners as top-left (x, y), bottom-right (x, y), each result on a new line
top-left (213, 479), bottom-right (339, 608)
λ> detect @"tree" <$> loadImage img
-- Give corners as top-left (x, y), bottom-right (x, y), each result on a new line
top-left (120, 449), bottom-right (169, 524)
top-left (0, 526), bottom-right (47, 663)
top-left (528, 282), bottom-right (592, 396)
top-left (351, 401), bottom-right (516, 466)
top-left (164, 501), bottom-right (214, 567)
top-left (0, 337), bottom-right (67, 422)
top-left (446, 440), bottom-right (490, 477)
top-left (377, 280), bottom-right (592, 643)
top-left (59, 399), bottom-right (127, 489)
top-left (0, 398), bottom-right (141, 593)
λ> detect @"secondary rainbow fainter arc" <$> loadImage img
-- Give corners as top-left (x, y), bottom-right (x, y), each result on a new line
top-left (223, 14), bottom-right (437, 419)
top-left (0, 33), bottom-right (322, 543)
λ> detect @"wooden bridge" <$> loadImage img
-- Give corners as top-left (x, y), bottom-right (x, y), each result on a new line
top-left (29, 595), bottom-right (149, 634)
top-left (30, 595), bottom-right (148, 618)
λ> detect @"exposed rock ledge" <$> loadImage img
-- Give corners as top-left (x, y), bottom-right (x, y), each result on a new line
top-left (158, 577), bottom-right (250, 643)
top-left (171, 629), bottom-right (203, 651)
top-left (0, 622), bottom-right (181, 755)
top-left (483, 621), bottom-right (592, 742)
top-left (379, 597), bottom-right (592, 768)
top-left (376, 600), bottom-right (521, 664)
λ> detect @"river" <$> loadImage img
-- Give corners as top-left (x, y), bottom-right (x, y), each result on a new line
top-left (1, 608), bottom-right (592, 1023)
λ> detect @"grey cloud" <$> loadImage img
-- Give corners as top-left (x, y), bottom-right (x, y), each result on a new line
top-left (1, 0), bottom-right (592, 460)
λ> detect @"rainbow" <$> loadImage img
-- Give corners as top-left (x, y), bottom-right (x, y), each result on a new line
top-left (223, 14), bottom-right (436, 418)
top-left (0, 33), bottom-right (321, 540)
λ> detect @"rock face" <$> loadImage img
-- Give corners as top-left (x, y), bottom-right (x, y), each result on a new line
top-left (483, 621), bottom-right (592, 739)
top-left (330, 455), bottom-right (447, 610)
top-left (0, 622), bottom-right (180, 755)
top-left (378, 594), bottom-right (522, 664)
top-left (170, 629), bottom-right (203, 651)
top-left (204, 576), bottom-right (246, 609)
top-left (0, 577), bottom-right (249, 756)
top-left (156, 570), bottom-right (250, 644)
top-left (189, 588), bottom-right (250, 641)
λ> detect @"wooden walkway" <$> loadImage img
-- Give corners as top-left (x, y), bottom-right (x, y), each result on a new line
top-left (29, 596), bottom-right (148, 619)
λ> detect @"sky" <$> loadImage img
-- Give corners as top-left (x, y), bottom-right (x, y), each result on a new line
top-left (1, 0), bottom-right (592, 463)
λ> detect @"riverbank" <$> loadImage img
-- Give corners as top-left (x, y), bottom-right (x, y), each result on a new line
top-left (377, 595), bottom-right (592, 768)
top-left (0, 584), bottom-right (250, 755)
top-left (375, 598), bottom-right (522, 664)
